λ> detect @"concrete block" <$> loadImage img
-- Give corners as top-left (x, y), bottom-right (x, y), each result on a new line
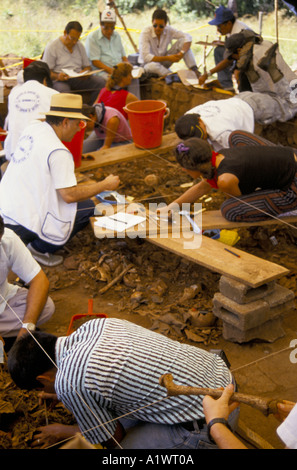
top-left (222, 317), bottom-right (285, 343)
top-left (213, 293), bottom-right (269, 330)
top-left (213, 284), bottom-right (295, 331)
top-left (219, 276), bottom-right (275, 304)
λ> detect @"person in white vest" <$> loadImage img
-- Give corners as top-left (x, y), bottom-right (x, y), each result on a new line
top-left (0, 93), bottom-right (120, 267)
top-left (174, 96), bottom-right (254, 152)
top-left (4, 60), bottom-right (59, 162)
top-left (0, 215), bottom-right (55, 352)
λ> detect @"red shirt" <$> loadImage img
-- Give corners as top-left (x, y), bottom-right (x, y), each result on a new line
top-left (206, 151), bottom-right (218, 189)
top-left (96, 88), bottom-right (129, 119)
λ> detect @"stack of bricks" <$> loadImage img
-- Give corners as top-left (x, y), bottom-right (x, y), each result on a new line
top-left (212, 275), bottom-right (296, 343)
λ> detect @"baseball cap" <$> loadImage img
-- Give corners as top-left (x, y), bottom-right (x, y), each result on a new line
top-left (208, 5), bottom-right (235, 26)
top-left (101, 8), bottom-right (116, 23)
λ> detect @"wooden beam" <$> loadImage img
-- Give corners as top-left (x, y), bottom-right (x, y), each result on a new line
top-left (76, 133), bottom-right (180, 172)
top-left (146, 233), bottom-right (289, 288)
top-left (91, 209), bottom-right (289, 287)
top-left (200, 210), bottom-right (297, 230)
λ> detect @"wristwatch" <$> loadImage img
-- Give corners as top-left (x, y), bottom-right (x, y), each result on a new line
top-left (207, 417), bottom-right (231, 441)
top-left (22, 322), bottom-right (36, 331)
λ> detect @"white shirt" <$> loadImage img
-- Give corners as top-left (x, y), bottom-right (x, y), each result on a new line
top-left (4, 80), bottom-right (58, 161)
top-left (228, 19), bottom-right (251, 36)
top-left (277, 404), bottom-right (297, 449)
top-left (0, 228), bottom-right (40, 314)
top-left (139, 25), bottom-right (192, 64)
top-left (186, 97), bottom-right (254, 151)
top-left (0, 121), bottom-right (77, 245)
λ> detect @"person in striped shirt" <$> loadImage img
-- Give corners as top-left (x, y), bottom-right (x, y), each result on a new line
top-left (8, 317), bottom-right (236, 449)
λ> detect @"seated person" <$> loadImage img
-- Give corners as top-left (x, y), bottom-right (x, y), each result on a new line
top-left (82, 103), bottom-right (132, 152)
top-left (85, 8), bottom-right (129, 81)
top-left (163, 137), bottom-right (297, 223)
top-left (0, 215), bottom-right (55, 351)
top-left (42, 21), bottom-right (105, 105)
top-left (139, 8), bottom-right (200, 78)
top-left (174, 96), bottom-right (254, 152)
top-left (94, 62), bottom-right (139, 119)
top-left (4, 61), bottom-right (58, 162)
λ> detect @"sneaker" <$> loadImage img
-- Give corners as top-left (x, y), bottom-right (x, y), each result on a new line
top-left (27, 243), bottom-right (63, 267)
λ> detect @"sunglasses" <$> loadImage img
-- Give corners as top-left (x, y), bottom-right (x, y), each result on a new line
top-left (153, 24), bottom-right (164, 28)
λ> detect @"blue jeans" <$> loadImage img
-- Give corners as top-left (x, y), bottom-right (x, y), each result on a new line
top-left (5, 199), bottom-right (95, 253)
top-left (118, 406), bottom-right (239, 449)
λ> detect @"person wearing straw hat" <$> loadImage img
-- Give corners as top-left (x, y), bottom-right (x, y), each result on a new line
top-left (42, 21), bottom-right (105, 105)
top-left (0, 93), bottom-right (120, 267)
top-left (0, 215), bottom-right (55, 353)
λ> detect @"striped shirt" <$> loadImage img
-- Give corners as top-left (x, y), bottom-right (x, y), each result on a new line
top-left (55, 318), bottom-right (231, 444)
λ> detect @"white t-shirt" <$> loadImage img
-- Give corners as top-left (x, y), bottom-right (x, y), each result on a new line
top-left (277, 404), bottom-right (297, 449)
top-left (0, 121), bottom-right (77, 245)
top-left (4, 80), bottom-right (58, 161)
top-left (186, 97), bottom-right (254, 151)
top-left (0, 228), bottom-right (40, 314)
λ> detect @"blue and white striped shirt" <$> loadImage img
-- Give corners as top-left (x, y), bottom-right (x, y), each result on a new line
top-left (55, 318), bottom-right (231, 444)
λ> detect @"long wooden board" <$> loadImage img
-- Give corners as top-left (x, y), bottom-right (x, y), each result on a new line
top-left (146, 233), bottom-right (289, 288)
top-left (91, 208), bottom-right (289, 287)
top-left (201, 210), bottom-right (297, 230)
top-left (77, 133), bottom-right (180, 172)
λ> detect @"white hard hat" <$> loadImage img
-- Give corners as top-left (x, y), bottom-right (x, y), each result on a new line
top-left (101, 8), bottom-right (116, 23)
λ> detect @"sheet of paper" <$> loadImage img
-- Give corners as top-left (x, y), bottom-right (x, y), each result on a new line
top-left (62, 68), bottom-right (89, 78)
top-left (94, 212), bottom-right (146, 232)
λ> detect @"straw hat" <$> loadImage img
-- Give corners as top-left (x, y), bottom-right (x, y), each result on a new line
top-left (45, 93), bottom-right (91, 120)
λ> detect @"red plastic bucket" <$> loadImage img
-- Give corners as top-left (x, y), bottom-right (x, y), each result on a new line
top-left (63, 121), bottom-right (86, 168)
top-left (123, 100), bottom-right (170, 149)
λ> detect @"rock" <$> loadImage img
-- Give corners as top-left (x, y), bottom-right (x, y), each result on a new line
top-left (144, 174), bottom-right (159, 187)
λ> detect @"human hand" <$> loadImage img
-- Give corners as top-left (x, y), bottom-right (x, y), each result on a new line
top-left (198, 73), bottom-right (208, 86)
top-left (170, 53), bottom-right (183, 63)
top-left (203, 384), bottom-right (239, 424)
top-left (274, 400), bottom-right (295, 422)
top-left (102, 174), bottom-right (120, 191)
top-left (31, 424), bottom-right (79, 448)
top-left (57, 72), bottom-right (69, 81)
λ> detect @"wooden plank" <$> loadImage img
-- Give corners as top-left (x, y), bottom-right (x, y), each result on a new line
top-left (91, 207), bottom-right (289, 287)
top-left (77, 132), bottom-right (180, 172)
top-left (146, 233), bottom-right (289, 288)
top-left (201, 210), bottom-right (297, 230)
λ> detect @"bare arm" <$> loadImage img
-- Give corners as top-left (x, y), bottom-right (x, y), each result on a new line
top-left (217, 173), bottom-right (241, 197)
top-left (58, 174), bottom-right (120, 204)
top-left (17, 270), bottom-right (50, 339)
top-left (203, 384), bottom-right (247, 449)
top-left (101, 116), bottom-right (120, 150)
top-left (91, 60), bottom-right (113, 75)
top-left (167, 179), bottom-right (212, 210)
top-left (199, 58), bottom-right (233, 85)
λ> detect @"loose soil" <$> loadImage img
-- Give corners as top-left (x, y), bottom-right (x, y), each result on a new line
top-left (1, 146), bottom-right (297, 450)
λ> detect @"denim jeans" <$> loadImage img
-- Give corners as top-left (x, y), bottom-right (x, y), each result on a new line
top-left (118, 406), bottom-right (239, 449)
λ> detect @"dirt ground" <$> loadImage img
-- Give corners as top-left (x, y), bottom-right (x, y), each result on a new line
top-left (1, 143), bottom-right (297, 450)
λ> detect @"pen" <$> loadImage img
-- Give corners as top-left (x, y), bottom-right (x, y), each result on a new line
top-left (224, 247), bottom-right (240, 258)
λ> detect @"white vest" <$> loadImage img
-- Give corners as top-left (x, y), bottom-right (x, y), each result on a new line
top-left (4, 80), bottom-right (58, 161)
top-left (0, 121), bottom-right (77, 245)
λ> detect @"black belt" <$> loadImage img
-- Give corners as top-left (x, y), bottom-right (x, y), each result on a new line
top-left (181, 417), bottom-right (206, 432)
